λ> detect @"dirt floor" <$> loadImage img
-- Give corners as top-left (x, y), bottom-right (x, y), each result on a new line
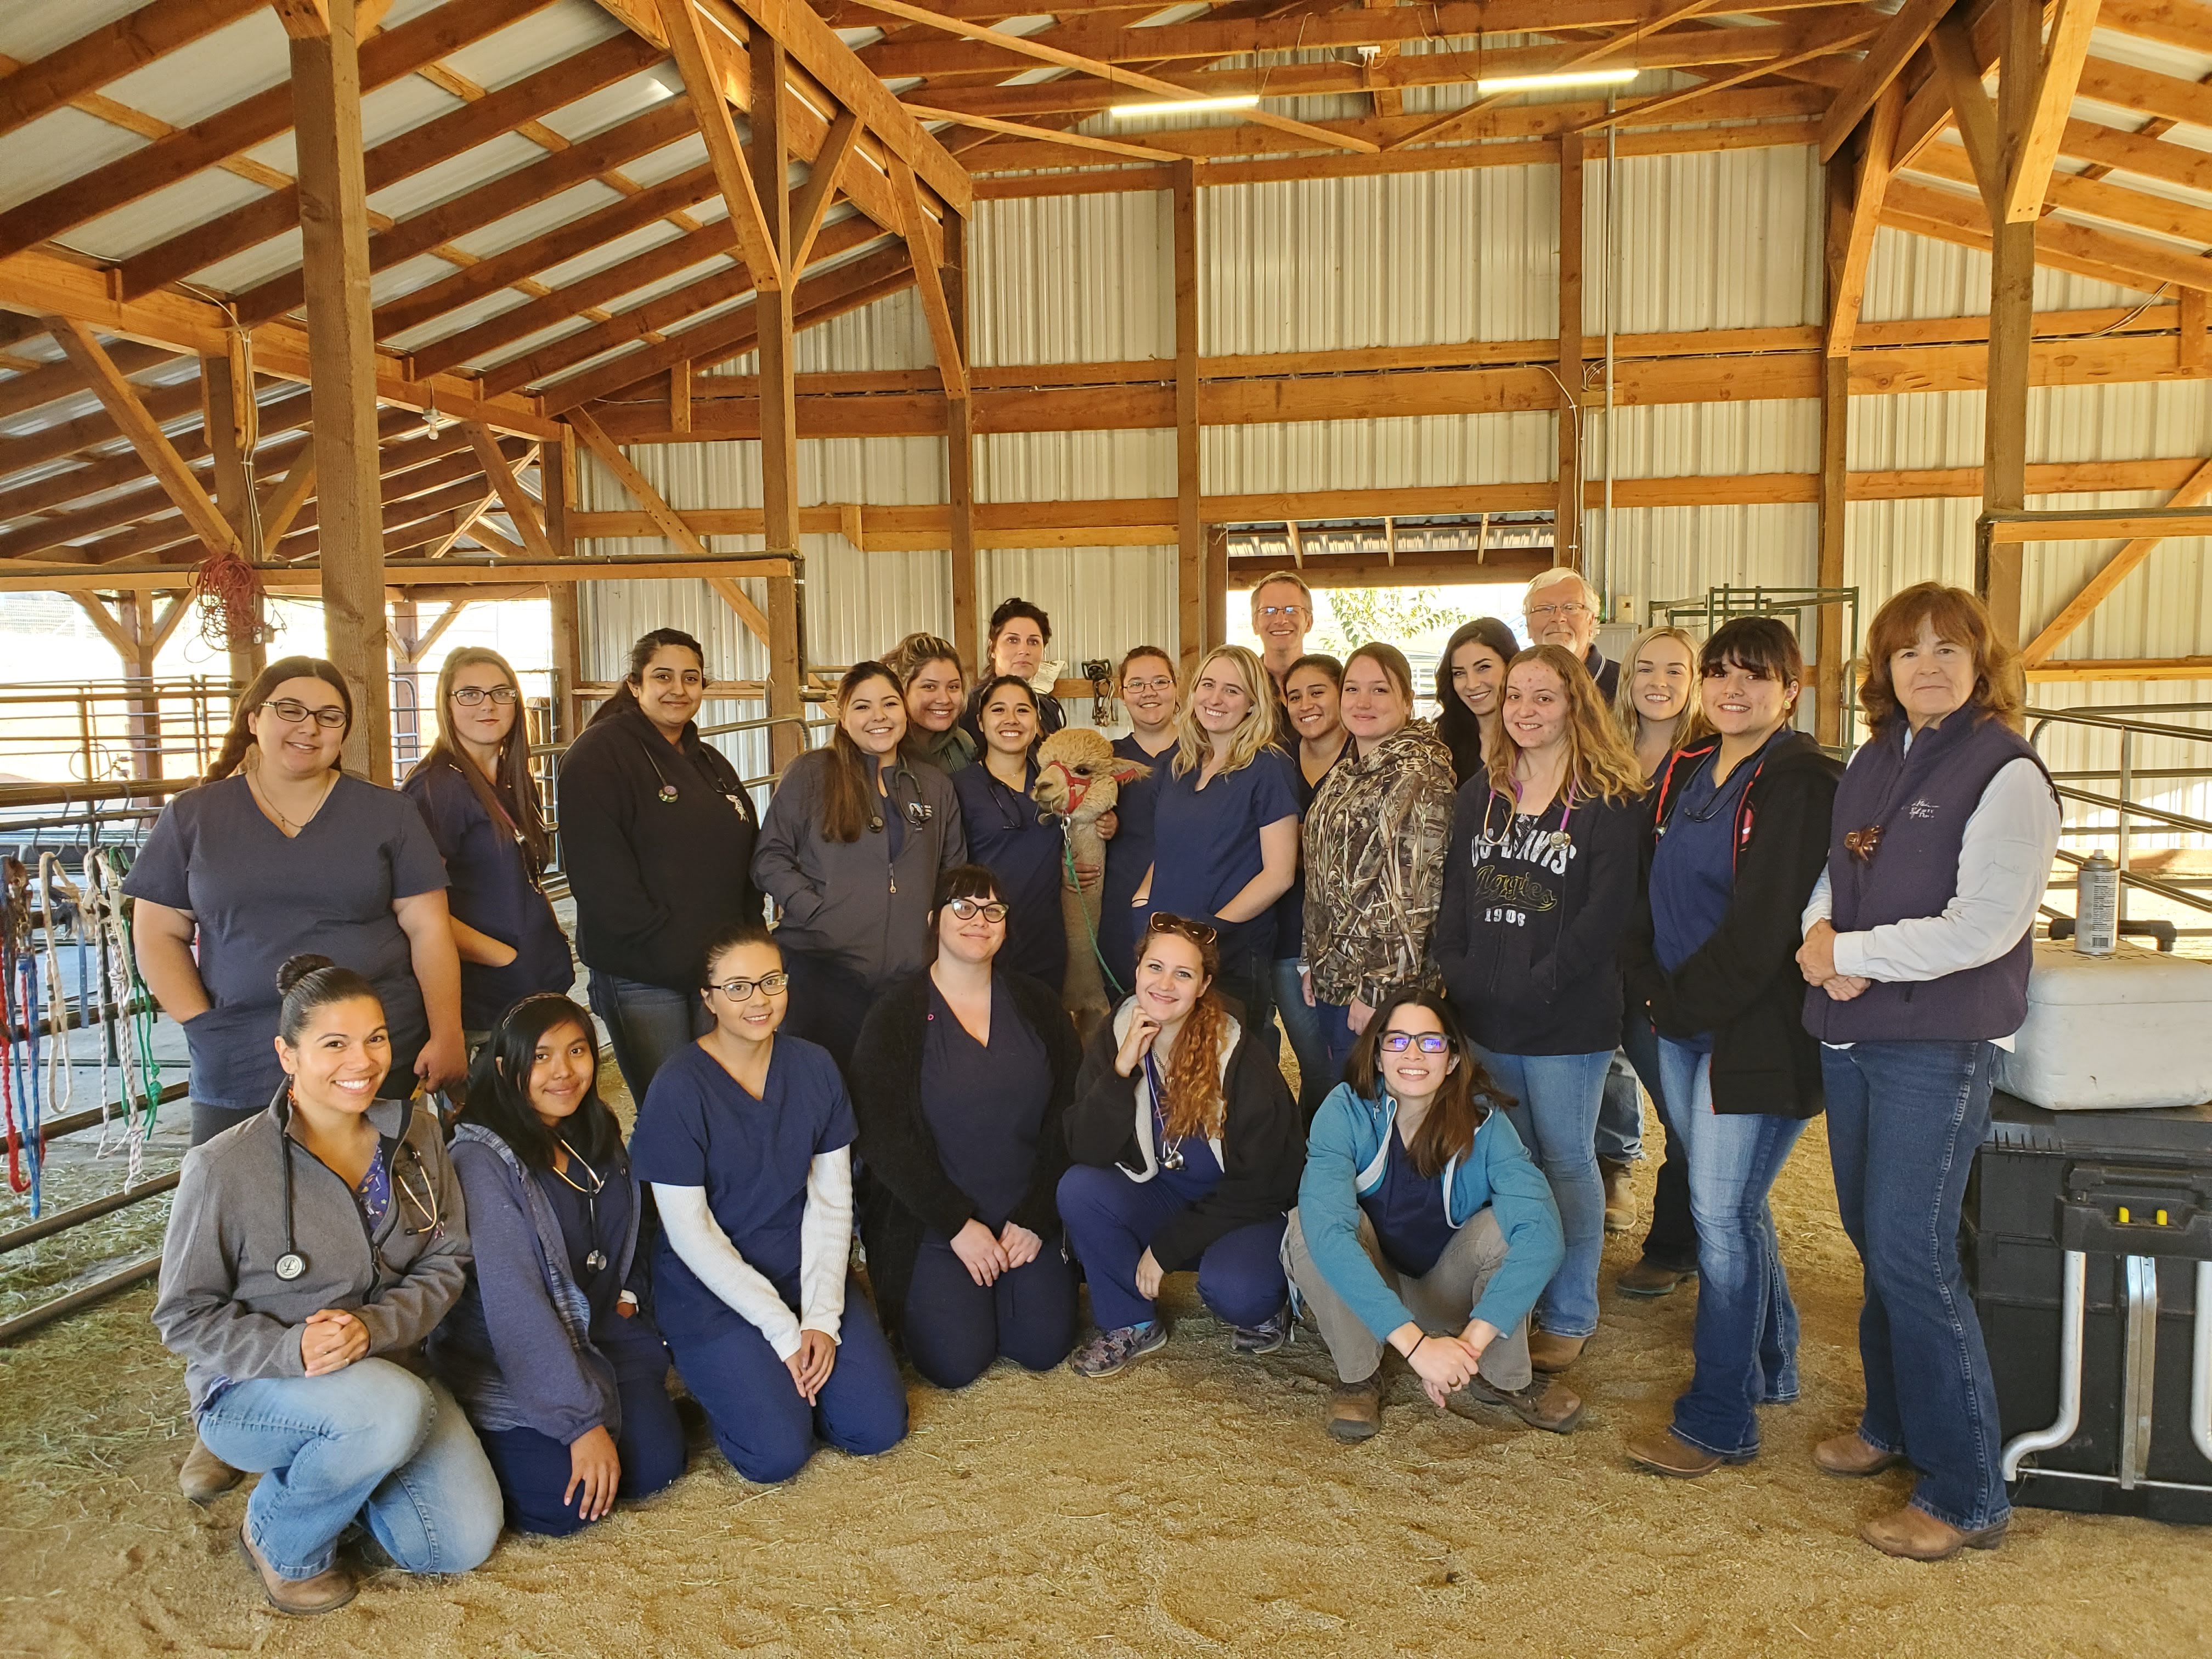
top-left (4, 1094), bottom-right (2210, 1659)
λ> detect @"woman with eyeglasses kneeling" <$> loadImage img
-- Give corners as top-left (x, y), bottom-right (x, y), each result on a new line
top-left (1795, 584), bottom-right (2058, 1562)
top-left (754, 662), bottom-right (966, 1074)
top-left (153, 956), bottom-right (497, 1615)
top-left (1618, 618), bottom-right (1839, 1484)
top-left (1058, 913), bottom-right (1305, 1376)
top-left (629, 924), bottom-right (907, 1482)
top-left (850, 866), bottom-right (1081, 1387)
top-left (1285, 991), bottom-right (1576, 1442)
top-left (432, 994), bottom-right (684, 1536)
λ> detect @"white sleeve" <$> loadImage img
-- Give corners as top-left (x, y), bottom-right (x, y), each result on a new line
top-left (1801, 867), bottom-right (1834, 935)
top-left (1831, 759), bottom-right (2061, 985)
top-left (650, 1183), bottom-right (802, 1360)
top-left (797, 1149), bottom-right (851, 1342)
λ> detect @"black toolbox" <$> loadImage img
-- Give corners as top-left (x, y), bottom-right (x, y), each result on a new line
top-left (1963, 1092), bottom-right (2212, 1523)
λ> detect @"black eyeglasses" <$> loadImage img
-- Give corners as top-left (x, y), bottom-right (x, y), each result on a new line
top-left (1380, 1032), bottom-right (1450, 1054)
top-left (948, 898), bottom-right (1008, 923)
top-left (709, 972), bottom-right (789, 1002)
top-left (451, 685), bottom-right (519, 707)
top-left (261, 697), bottom-right (347, 728)
top-left (1147, 913), bottom-right (1218, 947)
top-left (1255, 603), bottom-right (1308, 620)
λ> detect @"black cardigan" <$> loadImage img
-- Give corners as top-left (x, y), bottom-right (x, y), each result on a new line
top-left (1620, 730), bottom-right (1841, 1119)
top-left (1065, 1008), bottom-right (1305, 1272)
top-left (850, 968), bottom-right (1080, 1330)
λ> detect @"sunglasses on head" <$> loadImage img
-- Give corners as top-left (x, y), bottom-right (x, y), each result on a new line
top-left (1380, 1032), bottom-right (1450, 1054)
top-left (1147, 913), bottom-right (1218, 947)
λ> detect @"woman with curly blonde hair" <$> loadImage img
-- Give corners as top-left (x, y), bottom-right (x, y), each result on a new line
top-left (1432, 645), bottom-right (1647, 1373)
top-left (1058, 914), bottom-right (1305, 1376)
top-left (1132, 644), bottom-right (1301, 1048)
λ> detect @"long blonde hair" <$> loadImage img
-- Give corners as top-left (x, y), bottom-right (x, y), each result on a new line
top-left (1486, 644), bottom-right (1647, 807)
top-left (1611, 625), bottom-right (1708, 758)
top-left (1170, 645), bottom-right (1277, 780)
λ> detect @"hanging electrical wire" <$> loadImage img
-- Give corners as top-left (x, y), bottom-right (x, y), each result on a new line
top-left (185, 303), bottom-right (275, 656)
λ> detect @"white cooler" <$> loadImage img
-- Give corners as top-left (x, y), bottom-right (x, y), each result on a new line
top-left (1991, 939), bottom-right (2212, 1111)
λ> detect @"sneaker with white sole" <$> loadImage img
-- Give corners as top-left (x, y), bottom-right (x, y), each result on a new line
top-left (1069, 1320), bottom-right (1169, 1379)
top-left (1229, 1305), bottom-right (1291, 1356)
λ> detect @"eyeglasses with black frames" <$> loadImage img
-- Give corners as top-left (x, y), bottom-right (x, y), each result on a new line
top-left (451, 685), bottom-right (520, 707)
top-left (1380, 1032), bottom-right (1451, 1054)
top-left (261, 697), bottom-right (348, 728)
top-left (948, 898), bottom-right (1009, 923)
top-left (710, 972), bottom-right (790, 1002)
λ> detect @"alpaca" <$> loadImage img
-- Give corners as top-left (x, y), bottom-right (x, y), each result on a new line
top-left (1031, 728), bottom-right (1151, 1041)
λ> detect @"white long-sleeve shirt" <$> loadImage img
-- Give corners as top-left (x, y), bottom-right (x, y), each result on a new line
top-left (652, 1149), bottom-right (853, 1361)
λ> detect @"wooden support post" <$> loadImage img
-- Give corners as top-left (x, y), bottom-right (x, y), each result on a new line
top-left (1980, 0), bottom-right (2039, 647)
top-left (545, 437), bottom-right (583, 742)
top-left (292, 0), bottom-right (392, 780)
top-left (1818, 163), bottom-right (1852, 748)
top-left (751, 33), bottom-right (804, 772)
top-left (390, 596), bottom-right (424, 769)
top-left (670, 360), bottom-right (692, 435)
top-left (945, 212), bottom-right (978, 677)
top-left (1557, 135), bottom-right (1584, 571)
top-left (201, 345), bottom-right (267, 686)
top-left (1205, 523), bottom-right (1229, 653)
top-left (2182, 288), bottom-right (2208, 372)
top-left (1173, 160), bottom-right (1203, 673)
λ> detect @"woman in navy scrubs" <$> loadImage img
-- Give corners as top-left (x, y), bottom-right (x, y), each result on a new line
top-left (952, 676), bottom-right (1067, 991)
top-left (1134, 645), bottom-right (1301, 1041)
top-left (630, 924), bottom-right (907, 1483)
top-left (1101, 646), bottom-right (1179, 1000)
top-left (851, 865), bottom-right (1081, 1388)
top-left (403, 647), bottom-right (573, 1049)
top-left (435, 994), bottom-right (684, 1534)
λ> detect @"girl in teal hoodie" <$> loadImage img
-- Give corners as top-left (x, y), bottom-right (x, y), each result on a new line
top-left (1284, 990), bottom-right (1576, 1443)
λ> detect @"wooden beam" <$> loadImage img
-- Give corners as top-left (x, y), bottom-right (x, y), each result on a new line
top-left (2185, 287), bottom-right (2209, 372)
top-left (426, 492), bottom-right (503, 560)
top-left (49, 319), bottom-right (243, 559)
top-left (898, 160), bottom-right (968, 401)
top-left (946, 222), bottom-right (978, 675)
top-left (1821, 0), bottom-right (1960, 162)
top-left (272, 1), bottom-right (334, 42)
top-left (1982, 0), bottom-right (2041, 648)
top-left (1830, 83), bottom-right (1904, 359)
top-left (71, 594), bottom-right (137, 659)
top-left (2005, 0), bottom-right (2103, 224)
top-left (790, 105), bottom-right (861, 273)
top-left (657, 0), bottom-right (783, 289)
top-left (1883, 176), bottom-right (2212, 295)
top-left (2025, 656), bottom-right (2212, 681)
top-left (461, 423), bottom-right (557, 560)
top-left (259, 439), bottom-right (319, 552)
top-left (0, 0), bottom-right (267, 140)
top-left (1818, 163), bottom-right (1851, 747)
top-left (293, 0), bottom-right (392, 780)
top-left (857, 0), bottom-right (1376, 154)
top-left (547, 437), bottom-right (584, 738)
top-left (1174, 158), bottom-right (1202, 673)
top-left (907, 105), bottom-right (1186, 165)
top-left (751, 30), bottom-right (805, 768)
top-left (705, 574), bottom-right (774, 645)
top-left (2021, 454), bottom-right (2212, 664)
top-left (1557, 134), bottom-right (1584, 569)
top-left (200, 343), bottom-right (266, 683)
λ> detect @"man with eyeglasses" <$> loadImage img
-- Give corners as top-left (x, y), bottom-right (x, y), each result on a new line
top-left (1521, 567), bottom-right (1640, 1235)
top-left (1249, 571), bottom-right (1315, 696)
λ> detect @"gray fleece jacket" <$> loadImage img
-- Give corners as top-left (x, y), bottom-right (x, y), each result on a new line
top-left (152, 1090), bottom-right (471, 1414)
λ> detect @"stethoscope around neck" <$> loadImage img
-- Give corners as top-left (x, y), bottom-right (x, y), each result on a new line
top-left (272, 1090), bottom-right (443, 1283)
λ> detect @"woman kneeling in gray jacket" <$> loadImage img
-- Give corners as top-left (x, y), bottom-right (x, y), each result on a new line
top-left (153, 956), bottom-right (498, 1616)
top-left (432, 992), bottom-right (685, 1535)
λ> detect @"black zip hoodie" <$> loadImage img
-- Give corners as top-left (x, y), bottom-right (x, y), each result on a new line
top-left (1619, 729), bottom-right (1841, 1118)
top-left (1432, 779), bottom-right (1645, 1056)
top-left (556, 703), bottom-right (761, 991)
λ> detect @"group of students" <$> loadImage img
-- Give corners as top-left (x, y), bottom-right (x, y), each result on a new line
top-left (138, 562), bottom-right (2059, 1615)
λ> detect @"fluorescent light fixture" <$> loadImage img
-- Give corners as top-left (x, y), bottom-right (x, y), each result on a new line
top-left (1108, 94), bottom-right (1261, 117)
top-left (1476, 68), bottom-right (1638, 93)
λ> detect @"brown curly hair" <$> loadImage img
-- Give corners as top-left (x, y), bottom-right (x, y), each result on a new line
top-left (1138, 917), bottom-right (1229, 1142)
top-left (1859, 581), bottom-right (2022, 735)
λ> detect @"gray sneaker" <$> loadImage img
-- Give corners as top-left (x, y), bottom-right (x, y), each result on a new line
top-left (1229, 1305), bottom-right (1291, 1356)
top-left (1069, 1321), bottom-right (1169, 1379)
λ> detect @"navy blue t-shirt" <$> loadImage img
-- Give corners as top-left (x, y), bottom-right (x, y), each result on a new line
top-left (1148, 747), bottom-right (1301, 970)
top-left (629, 1037), bottom-right (855, 1334)
top-left (1358, 1127), bottom-right (1458, 1279)
top-left (403, 759), bottom-right (573, 1030)
top-left (953, 758), bottom-right (1068, 991)
top-left (920, 979), bottom-right (1054, 1229)
top-left (1101, 733), bottom-right (1170, 998)
top-left (1650, 734), bottom-right (1781, 1053)
top-left (123, 773), bottom-right (448, 1110)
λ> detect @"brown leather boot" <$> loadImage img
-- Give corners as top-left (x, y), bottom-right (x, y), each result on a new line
top-left (1457, 1374), bottom-right (1585, 1434)
top-left (1814, 1431), bottom-right (1906, 1478)
top-left (1600, 1158), bottom-right (1638, 1233)
top-left (179, 1436), bottom-right (244, 1505)
top-left (1527, 1329), bottom-right (1587, 1373)
top-left (1624, 1428), bottom-right (1740, 1478)
top-left (236, 1528), bottom-right (357, 1615)
top-left (1616, 1259), bottom-right (1695, 1299)
top-left (1326, 1377), bottom-right (1382, 1442)
top-left (1859, 1505), bottom-right (2007, 1561)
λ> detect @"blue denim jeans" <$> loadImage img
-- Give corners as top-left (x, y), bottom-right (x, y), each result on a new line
top-left (1659, 1040), bottom-right (1806, 1458)
top-left (1623, 1013), bottom-right (1700, 1272)
top-left (1474, 1046), bottom-right (1613, 1339)
top-left (586, 971), bottom-right (708, 1102)
top-left (1823, 1039), bottom-right (2011, 1533)
top-left (1273, 957), bottom-right (1336, 1118)
top-left (1595, 1050), bottom-right (1645, 1163)
top-left (195, 1361), bottom-right (502, 1581)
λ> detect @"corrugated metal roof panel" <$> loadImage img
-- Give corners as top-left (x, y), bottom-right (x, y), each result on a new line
top-left (1203, 413), bottom-right (1554, 494)
top-left (970, 190), bottom-right (1170, 366)
top-left (1608, 145), bottom-right (1822, 333)
top-left (0, 108), bottom-right (144, 213)
top-left (100, 12), bottom-right (290, 131)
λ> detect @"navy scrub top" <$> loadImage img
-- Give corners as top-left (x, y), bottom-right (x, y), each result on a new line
top-left (1358, 1128), bottom-right (1459, 1279)
top-left (403, 758), bottom-right (574, 1030)
top-left (532, 1152), bottom-right (634, 1341)
top-left (123, 772), bottom-right (448, 1111)
top-left (629, 1037), bottom-right (856, 1330)
top-left (1650, 730), bottom-right (1783, 1054)
top-left (919, 978), bottom-right (1054, 1229)
top-left (952, 757), bottom-right (1068, 992)
top-left (1100, 734), bottom-right (1169, 999)
top-left (1148, 747), bottom-right (1302, 973)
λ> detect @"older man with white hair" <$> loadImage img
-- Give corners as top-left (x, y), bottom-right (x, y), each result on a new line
top-left (1520, 566), bottom-right (1646, 1240)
